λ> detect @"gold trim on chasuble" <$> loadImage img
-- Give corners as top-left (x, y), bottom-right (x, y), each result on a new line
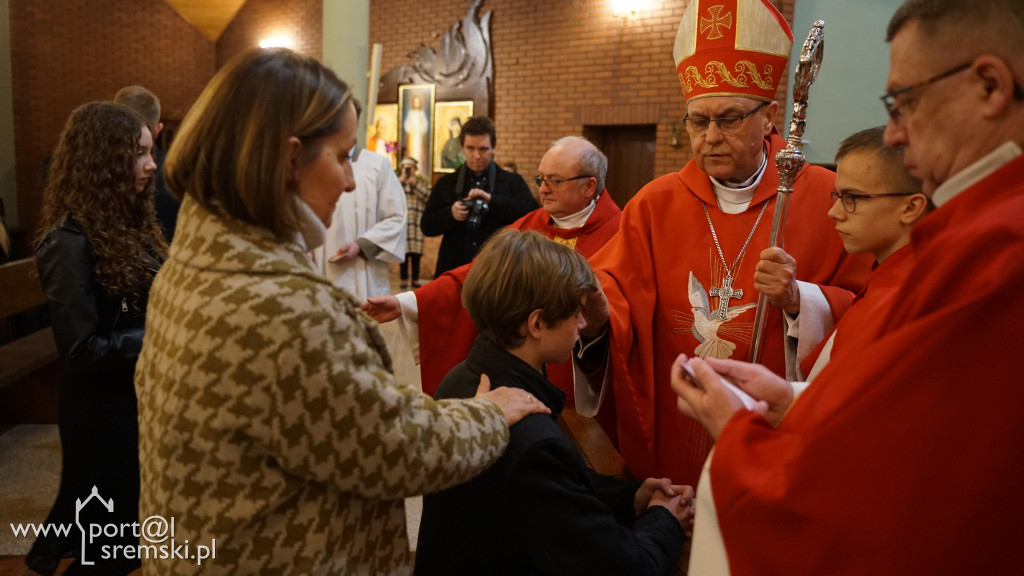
top-left (671, 249), bottom-right (756, 360)
top-left (551, 236), bottom-right (578, 251)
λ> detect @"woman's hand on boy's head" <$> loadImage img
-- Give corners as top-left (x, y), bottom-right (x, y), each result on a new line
top-left (579, 286), bottom-right (609, 341)
top-left (474, 374), bottom-right (550, 426)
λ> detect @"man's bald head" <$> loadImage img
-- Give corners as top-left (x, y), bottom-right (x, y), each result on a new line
top-left (536, 136), bottom-right (607, 219)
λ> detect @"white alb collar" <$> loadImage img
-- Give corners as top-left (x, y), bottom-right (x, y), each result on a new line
top-left (551, 199), bottom-right (597, 229)
top-left (931, 141), bottom-right (1023, 208)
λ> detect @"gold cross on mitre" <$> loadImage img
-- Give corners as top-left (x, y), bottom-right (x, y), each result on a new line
top-left (700, 5), bottom-right (733, 40)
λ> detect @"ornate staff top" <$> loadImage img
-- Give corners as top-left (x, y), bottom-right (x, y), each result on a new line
top-left (749, 20), bottom-right (825, 365)
top-left (787, 20), bottom-right (825, 158)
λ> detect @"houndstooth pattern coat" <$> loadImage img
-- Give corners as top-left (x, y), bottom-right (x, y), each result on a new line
top-left (136, 196), bottom-right (509, 575)
top-left (403, 177), bottom-right (430, 254)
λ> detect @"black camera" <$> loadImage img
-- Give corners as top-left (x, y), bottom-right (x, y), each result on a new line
top-left (460, 197), bottom-right (489, 230)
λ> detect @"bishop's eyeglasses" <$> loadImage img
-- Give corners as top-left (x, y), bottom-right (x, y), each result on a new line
top-left (682, 101), bottom-right (767, 135)
top-left (830, 190), bottom-right (916, 214)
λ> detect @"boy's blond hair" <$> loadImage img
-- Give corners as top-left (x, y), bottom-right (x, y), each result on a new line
top-left (462, 229), bottom-right (599, 350)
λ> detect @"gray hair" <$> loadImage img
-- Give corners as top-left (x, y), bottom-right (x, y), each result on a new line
top-left (887, 0), bottom-right (1024, 46)
top-left (550, 136), bottom-right (608, 192)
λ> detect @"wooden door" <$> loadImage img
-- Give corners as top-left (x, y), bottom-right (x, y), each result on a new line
top-left (583, 125), bottom-right (656, 209)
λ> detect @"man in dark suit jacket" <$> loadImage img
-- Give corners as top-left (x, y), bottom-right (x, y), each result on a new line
top-left (420, 116), bottom-right (536, 275)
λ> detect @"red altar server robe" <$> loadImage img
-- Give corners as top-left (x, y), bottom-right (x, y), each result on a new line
top-left (590, 133), bottom-right (872, 485)
top-left (417, 191), bottom-right (622, 398)
top-left (713, 153), bottom-right (1024, 575)
top-left (800, 244), bottom-right (915, 378)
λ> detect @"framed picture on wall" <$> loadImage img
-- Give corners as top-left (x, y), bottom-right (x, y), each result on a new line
top-left (398, 84), bottom-right (435, 179)
top-left (366, 103), bottom-right (399, 168)
top-left (432, 101), bottom-right (474, 173)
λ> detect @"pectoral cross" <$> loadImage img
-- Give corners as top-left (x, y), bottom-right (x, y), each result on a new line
top-left (700, 5), bottom-right (733, 40)
top-left (709, 275), bottom-right (743, 320)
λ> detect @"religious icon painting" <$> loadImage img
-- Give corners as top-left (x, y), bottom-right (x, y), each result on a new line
top-left (398, 84), bottom-right (436, 179)
top-left (432, 101), bottom-right (473, 174)
top-left (367, 103), bottom-right (399, 169)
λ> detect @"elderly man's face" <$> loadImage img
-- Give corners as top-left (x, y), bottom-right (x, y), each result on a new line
top-left (687, 96), bottom-right (776, 183)
top-left (536, 144), bottom-right (597, 219)
top-left (882, 19), bottom-right (973, 197)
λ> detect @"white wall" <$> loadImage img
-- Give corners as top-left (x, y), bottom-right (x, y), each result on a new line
top-left (0, 0), bottom-right (16, 225)
top-left (784, 0), bottom-right (898, 165)
top-left (323, 0), bottom-right (369, 147)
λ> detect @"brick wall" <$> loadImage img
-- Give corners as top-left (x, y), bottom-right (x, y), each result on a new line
top-left (9, 0), bottom-right (324, 235)
top-left (216, 0), bottom-right (323, 68)
top-left (370, 0), bottom-right (795, 187)
top-left (9, 0), bottom-right (214, 233)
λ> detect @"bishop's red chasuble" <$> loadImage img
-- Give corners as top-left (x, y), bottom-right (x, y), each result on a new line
top-left (801, 244), bottom-right (915, 377)
top-left (712, 153), bottom-right (1024, 574)
top-left (417, 192), bottom-right (622, 398)
top-left (590, 133), bottom-right (872, 485)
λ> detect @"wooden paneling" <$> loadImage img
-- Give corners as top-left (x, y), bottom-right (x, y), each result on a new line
top-left (164, 0), bottom-right (248, 41)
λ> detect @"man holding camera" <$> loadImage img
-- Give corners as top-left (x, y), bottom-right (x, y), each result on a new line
top-left (421, 116), bottom-right (536, 275)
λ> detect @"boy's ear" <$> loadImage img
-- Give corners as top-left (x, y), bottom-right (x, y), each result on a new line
top-left (901, 193), bottom-right (931, 225)
top-left (525, 309), bottom-right (546, 339)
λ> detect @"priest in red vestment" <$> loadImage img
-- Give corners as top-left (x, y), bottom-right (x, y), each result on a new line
top-left (362, 137), bottom-right (621, 403)
top-left (674, 1), bottom-right (1024, 572)
top-left (576, 0), bottom-right (872, 486)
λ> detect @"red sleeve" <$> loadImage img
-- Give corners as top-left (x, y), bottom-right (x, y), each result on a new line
top-left (415, 264), bottom-right (477, 396)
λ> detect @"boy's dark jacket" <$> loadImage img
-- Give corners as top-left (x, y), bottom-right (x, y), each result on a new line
top-left (415, 337), bottom-right (684, 576)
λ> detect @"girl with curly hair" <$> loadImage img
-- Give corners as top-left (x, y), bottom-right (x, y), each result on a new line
top-left (26, 101), bottom-right (165, 576)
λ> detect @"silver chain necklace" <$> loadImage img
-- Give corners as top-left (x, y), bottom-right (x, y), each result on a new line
top-left (701, 200), bottom-right (769, 320)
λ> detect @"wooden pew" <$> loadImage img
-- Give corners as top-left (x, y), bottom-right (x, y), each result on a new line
top-left (558, 406), bottom-right (627, 477)
top-left (558, 407), bottom-right (691, 575)
top-left (0, 257), bottom-right (61, 422)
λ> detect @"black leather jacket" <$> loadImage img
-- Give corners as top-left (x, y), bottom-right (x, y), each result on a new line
top-left (35, 213), bottom-right (163, 375)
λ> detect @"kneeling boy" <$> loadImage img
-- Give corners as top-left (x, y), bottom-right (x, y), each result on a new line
top-left (415, 229), bottom-right (691, 576)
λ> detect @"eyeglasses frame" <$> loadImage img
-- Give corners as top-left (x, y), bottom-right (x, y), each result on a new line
top-left (681, 101), bottom-right (768, 135)
top-left (880, 62), bottom-right (973, 123)
top-left (830, 190), bottom-right (918, 214)
top-left (533, 174), bottom-right (594, 189)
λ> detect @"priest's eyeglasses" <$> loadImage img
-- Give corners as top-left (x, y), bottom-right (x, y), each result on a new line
top-left (830, 190), bottom-right (916, 214)
top-left (682, 101), bottom-right (767, 135)
top-left (880, 62), bottom-right (971, 124)
top-left (533, 175), bottom-right (593, 189)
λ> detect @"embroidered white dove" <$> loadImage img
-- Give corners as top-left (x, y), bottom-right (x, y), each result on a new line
top-left (688, 271), bottom-right (757, 359)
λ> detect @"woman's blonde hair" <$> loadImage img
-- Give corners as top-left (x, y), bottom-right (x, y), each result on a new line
top-left (36, 102), bottom-right (166, 300)
top-left (165, 48), bottom-right (352, 237)
top-left (463, 229), bottom-right (599, 350)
